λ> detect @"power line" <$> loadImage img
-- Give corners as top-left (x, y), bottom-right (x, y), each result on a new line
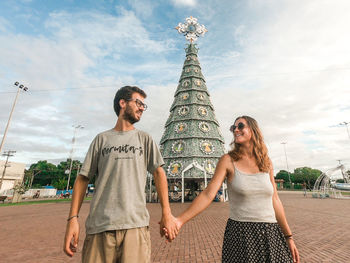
top-left (1, 67), bottom-right (350, 94)
top-left (0, 85), bottom-right (117, 94)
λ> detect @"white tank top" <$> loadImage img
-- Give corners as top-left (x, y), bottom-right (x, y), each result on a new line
top-left (227, 166), bottom-right (277, 223)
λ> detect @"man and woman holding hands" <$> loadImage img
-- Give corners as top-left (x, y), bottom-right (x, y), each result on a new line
top-left (64, 86), bottom-right (299, 263)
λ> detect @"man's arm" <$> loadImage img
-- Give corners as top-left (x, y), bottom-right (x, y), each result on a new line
top-left (63, 175), bottom-right (89, 257)
top-left (153, 166), bottom-right (178, 241)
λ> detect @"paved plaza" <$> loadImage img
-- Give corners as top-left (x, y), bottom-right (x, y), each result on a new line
top-left (1, 192), bottom-right (349, 262)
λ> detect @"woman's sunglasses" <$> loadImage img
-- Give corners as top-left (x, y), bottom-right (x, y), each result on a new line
top-left (229, 122), bottom-right (245, 132)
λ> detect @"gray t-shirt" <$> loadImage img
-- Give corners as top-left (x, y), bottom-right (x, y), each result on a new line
top-left (80, 129), bottom-right (164, 234)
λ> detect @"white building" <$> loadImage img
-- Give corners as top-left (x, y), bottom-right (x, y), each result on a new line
top-left (0, 160), bottom-right (26, 194)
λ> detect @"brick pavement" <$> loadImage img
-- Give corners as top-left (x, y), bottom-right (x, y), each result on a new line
top-left (0, 192), bottom-right (349, 262)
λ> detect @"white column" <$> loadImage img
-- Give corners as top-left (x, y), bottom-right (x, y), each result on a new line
top-left (181, 171), bottom-right (185, 203)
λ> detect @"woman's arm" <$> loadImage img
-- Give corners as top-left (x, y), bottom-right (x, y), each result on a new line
top-left (176, 154), bottom-right (232, 228)
top-left (269, 166), bottom-right (300, 263)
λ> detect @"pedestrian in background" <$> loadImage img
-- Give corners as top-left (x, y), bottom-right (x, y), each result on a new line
top-left (302, 182), bottom-right (307, 197)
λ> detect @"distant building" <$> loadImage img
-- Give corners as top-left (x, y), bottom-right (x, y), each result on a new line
top-left (0, 160), bottom-right (26, 194)
top-left (275, 179), bottom-right (284, 190)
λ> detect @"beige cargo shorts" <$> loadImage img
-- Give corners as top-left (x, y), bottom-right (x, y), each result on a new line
top-left (82, 226), bottom-right (151, 263)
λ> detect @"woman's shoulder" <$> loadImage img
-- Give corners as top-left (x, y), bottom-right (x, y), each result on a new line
top-left (220, 153), bottom-right (233, 162)
top-left (218, 154), bottom-right (235, 171)
top-left (220, 154), bottom-right (235, 179)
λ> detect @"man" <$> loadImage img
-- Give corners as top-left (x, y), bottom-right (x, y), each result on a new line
top-left (302, 182), bottom-right (307, 197)
top-left (63, 86), bottom-right (178, 262)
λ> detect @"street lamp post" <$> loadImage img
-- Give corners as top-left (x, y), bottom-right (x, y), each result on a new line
top-left (281, 142), bottom-right (292, 187)
top-left (66, 125), bottom-right (84, 191)
top-left (339, 122), bottom-right (350, 140)
top-left (0, 82), bottom-right (29, 153)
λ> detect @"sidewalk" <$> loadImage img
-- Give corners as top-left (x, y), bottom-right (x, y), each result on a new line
top-left (0, 192), bottom-right (349, 262)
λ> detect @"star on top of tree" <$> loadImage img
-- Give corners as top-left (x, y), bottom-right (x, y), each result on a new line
top-left (175, 16), bottom-right (207, 43)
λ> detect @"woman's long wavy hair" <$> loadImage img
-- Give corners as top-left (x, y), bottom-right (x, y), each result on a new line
top-left (228, 116), bottom-right (271, 173)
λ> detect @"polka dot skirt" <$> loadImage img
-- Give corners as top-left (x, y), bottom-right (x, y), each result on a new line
top-left (222, 219), bottom-right (293, 263)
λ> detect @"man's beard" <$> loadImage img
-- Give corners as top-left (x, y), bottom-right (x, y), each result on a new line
top-left (123, 105), bottom-right (140, 124)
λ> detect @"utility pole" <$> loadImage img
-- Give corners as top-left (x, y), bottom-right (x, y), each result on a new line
top-left (0, 150), bottom-right (16, 190)
top-left (0, 82), bottom-right (29, 153)
top-left (66, 125), bottom-right (84, 191)
top-left (281, 142), bottom-right (292, 187)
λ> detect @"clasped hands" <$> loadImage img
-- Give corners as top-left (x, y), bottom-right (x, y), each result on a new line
top-left (159, 214), bottom-right (182, 242)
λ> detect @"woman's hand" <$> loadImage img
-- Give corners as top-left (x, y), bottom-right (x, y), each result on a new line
top-left (159, 213), bottom-right (179, 241)
top-left (286, 238), bottom-right (300, 263)
top-left (174, 216), bottom-right (183, 230)
top-left (162, 217), bottom-right (184, 242)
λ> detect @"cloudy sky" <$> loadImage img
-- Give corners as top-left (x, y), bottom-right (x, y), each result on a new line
top-left (0, 0), bottom-right (349, 175)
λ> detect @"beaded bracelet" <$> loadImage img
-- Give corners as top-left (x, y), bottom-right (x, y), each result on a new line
top-left (67, 215), bottom-right (79, 221)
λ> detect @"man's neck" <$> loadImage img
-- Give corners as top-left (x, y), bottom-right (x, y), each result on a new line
top-left (114, 118), bottom-right (135, 132)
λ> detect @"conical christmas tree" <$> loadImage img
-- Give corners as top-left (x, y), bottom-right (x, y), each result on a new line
top-left (160, 17), bottom-right (225, 202)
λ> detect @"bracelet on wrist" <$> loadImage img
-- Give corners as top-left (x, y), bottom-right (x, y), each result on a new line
top-left (284, 234), bottom-right (293, 239)
top-left (67, 215), bottom-right (79, 221)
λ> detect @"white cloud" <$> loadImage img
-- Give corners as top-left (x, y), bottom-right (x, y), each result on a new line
top-left (171, 0), bottom-right (197, 7)
top-left (127, 0), bottom-right (155, 18)
top-left (45, 10), bottom-right (170, 57)
top-left (0, 9), bottom-right (177, 164)
top-left (202, 0), bottom-right (350, 172)
top-left (1, 0), bottom-right (350, 175)
top-left (0, 17), bottom-right (11, 32)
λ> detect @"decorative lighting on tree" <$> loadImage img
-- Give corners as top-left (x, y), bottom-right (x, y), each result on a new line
top-left (175, 16), bottom-right (207, 43)
top-left (159, 17), bottom-right (225, 203)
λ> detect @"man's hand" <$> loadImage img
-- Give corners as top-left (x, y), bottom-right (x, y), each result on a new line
top-left (162, 217), bottom-right (183, 242)
top-left (159, 213), bottom-right (179, 242)
top-left (63, 218), bottom-right (80, 257)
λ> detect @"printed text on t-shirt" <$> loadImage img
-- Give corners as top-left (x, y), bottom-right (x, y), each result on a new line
top-left (102, 145), bottom-right (144, 157)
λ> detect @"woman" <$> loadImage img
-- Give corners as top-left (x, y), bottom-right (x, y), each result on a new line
top-left (172, 116), bottom-right (299, 262)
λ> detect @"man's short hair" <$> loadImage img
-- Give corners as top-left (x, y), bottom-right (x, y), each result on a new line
top-left (113, 86), bottom-right (147, 116)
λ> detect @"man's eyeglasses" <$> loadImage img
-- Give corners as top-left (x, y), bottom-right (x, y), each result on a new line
top-left (230, 122), bottom-right (245, 132)
top-left (127, 98), bottom-right (147, 110)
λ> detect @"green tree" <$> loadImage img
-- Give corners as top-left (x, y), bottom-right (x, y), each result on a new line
top-left (57, 159), bottom-right (82, 189)
top-left (276, 170), bottom-right (293, 183)
top-left (293, 167), bottom-right (321, 189)
top-left (13, 183), bottom-right (29, 195)
top-left (52, 178), bottom-right (68, 190)
top-left (28, 159), bottom-right (83, 188)
top-left (30, 160), bottom-right (58, 186)
top-left (22, 169), bottom-right (33, 187)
